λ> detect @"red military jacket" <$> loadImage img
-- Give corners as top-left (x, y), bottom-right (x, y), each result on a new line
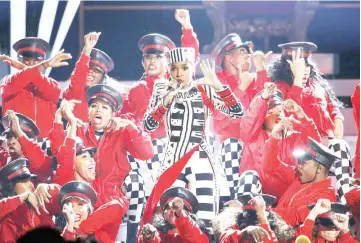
top-left (0, 186), bottom-right (61, 243)
top-left (17, 135), bottom-right (54, 182)
top-left (275, 81), bottom-right (343, 138)
top-left (128, 28), bottom-right (200, 140)
top-left (212, 69), bottom-right (269, 143)
top-left (211, 95), bottom-right (320, 198)
top-left (62, 198), bottom-right (129, 243)
top-left (139, 211), bottom-right (209, 243)
top-left (351, 84), bottom-right (360, 179)
top-left (219, 224), bottom-right (278, 243)
top-left (62, 54), bottom-right (131, 123)
top-left (52, 137), bottom-right (128, 210)
top-left (1, 66), bottom-right (61, 138)
top-left (264, 138), bottom-right (337, 225)
top-left (49, 120), bottom-right (154, 187)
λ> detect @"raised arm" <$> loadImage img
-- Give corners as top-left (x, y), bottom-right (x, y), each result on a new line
top-left (63, 32), bottom-right (100, 102)
top-left (175, 9), bottom-right (200, 62)
top-left (198, 59), bottom-right (244, 117)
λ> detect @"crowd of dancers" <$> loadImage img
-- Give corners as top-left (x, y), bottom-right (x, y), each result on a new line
top-left (0, 9), bottom-right (359, 243)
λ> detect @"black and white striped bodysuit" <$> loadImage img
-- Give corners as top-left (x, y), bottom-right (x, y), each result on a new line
top-left (144, 81), bottom-right (244, 227)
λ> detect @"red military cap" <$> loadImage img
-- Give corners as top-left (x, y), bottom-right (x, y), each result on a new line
top-left (13, 37), bottom-right (50, 60)
top-left (58, 181), bottom-right (97, 206)
top-left (138, 33), bottom-right (176, 55)
top-left (0, 158), bottom-right (37, 190)
top-left (86, 84), bottom-right (123, 111)
top-left (160, 187), bottom-right (199, 214)
top-left (293, 137), bottom-right (341, 169)
top-left (211, 33), bottom-right (253, 66)
top-left (2, 112), bottom-right (40, 139)
top-left (89, 48), bottom-right (114, 73)
top-left (278, 42), bottom-right (317, 59)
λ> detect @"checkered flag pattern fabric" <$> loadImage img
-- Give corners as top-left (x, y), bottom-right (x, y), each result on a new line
top-left (328, 139), bottom-right (352, 204)
top-left (236, 170), bottom-right (262, 198)
top-left (220, 138), bottom-right (243, 199)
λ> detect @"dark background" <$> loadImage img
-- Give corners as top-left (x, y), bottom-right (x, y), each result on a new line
top-left (0, 1), bottom-right (359, 81)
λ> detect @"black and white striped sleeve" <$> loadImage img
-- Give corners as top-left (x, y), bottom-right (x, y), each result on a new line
top-left (199, 84), bottom-right (244, 118)
top-left (143, 101), bottom-right (168, 132)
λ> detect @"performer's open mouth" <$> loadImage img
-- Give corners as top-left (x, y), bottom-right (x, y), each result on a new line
top-left (148, 65), bottom-right (156, 71)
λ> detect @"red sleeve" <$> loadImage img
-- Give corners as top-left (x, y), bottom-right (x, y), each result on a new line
top-left (211, 92), bottom-right (267, 139)
top-left (293, 219), bottom-right (315, 240)
top-left (254, 70), bottom-right (270, 91)
top-left (345, 186), bottom-right (360, 218)
top-left (263, 137), bottom-right (296, 185)
top-left (0, 196), bottom-right (23, 220)
top-left (326, 93), bottom-right (344, 121)
top-left (352, 84), bottom-right (360, 131)
top-left (274, 82), bottom-right (303, 105)
top-left (63, 54), bottom-right (90, 102)
top-left (238, 96), bottom-right (268, 143)
top-left (181, 28), bottom-right (200, 62)
top-left (123, 124), bottom-right (154, 160)
top-left (174, 211), bottom-right (209, 243)
top-left (338, 231), bottom-right (360, 243)
top-left (52, 138), bottom-right (76, 186)
top-left (1, 66), bottom-right (40, 99)
top-left (128, 83), bottom-right (150, 124)
top-left (17, 135), bottom-right (53, 180)
top-left (292, 116), bottom-right (321, 143)
top-left (259, 224), bottom-right (278, 242)
top-left (78, 198), bottom-right (129, 234)
top-left (219, 226), bottom-right (242, 243)
top-left (48, 123), bottom-right (67, 156)
top-left (43, 185), bottom-right (61, 215)
top-left (33, 76), bottom-right (61, 103)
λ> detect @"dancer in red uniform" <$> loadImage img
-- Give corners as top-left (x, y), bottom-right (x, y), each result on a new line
top-left (63, 32), bottom-right (131, 123)
top-left (237, 137), bottom-right (338, 226)
top-left (210, 33), bottom-right (271, 198)
top-left (0, 159), bottom-right (61, 243)
top-left (1, 111), bottom-right (54, 182)
top-left (60, 181), bottom-right (128, 243)
top-left (270, 42), bottom-right (352, 204)
top-left (139, 187), bottom-right (210, 243)
top-left (0, 37), bottom-right (71, 138)
top-left (351, 84), bottom-right (360, 179)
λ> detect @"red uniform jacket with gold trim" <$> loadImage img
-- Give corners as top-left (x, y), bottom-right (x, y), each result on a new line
top-left (1, 66), bottom-right (61, 138)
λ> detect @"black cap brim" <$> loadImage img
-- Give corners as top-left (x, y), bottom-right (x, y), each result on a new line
top-left (76, 147), bottom-right (97, 157)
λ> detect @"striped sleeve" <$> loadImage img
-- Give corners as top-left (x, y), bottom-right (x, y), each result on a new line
top-left (198, 84), bottom-right (244, 118)
top-left (143, 102), bottom-right (168, 132)
top-left (143, 80), bottom-right (169, 132)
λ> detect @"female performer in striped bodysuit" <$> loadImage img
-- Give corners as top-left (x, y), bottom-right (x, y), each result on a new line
top-left (143, 47), bottom-right (244, 228)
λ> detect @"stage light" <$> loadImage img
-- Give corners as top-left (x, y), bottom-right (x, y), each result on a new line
top-left (10, 0), bottom-right (26, 74)
top-left (38, 0), bottom-right (59, 43)
top-left (45, 0), bottom-right (81, 77)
